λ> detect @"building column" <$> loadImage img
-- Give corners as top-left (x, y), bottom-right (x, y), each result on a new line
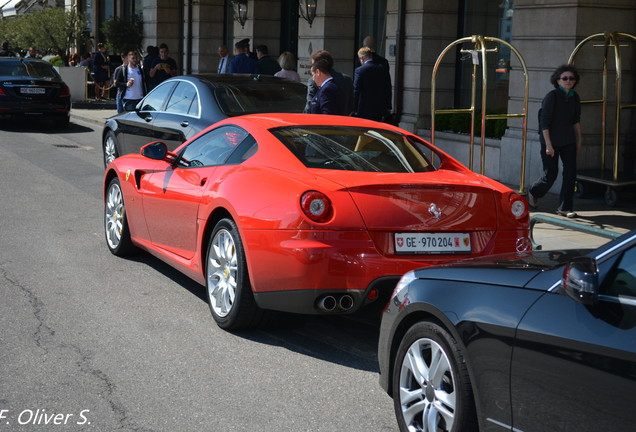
top-left (231, 0), bottom-right (282, 60)
top-left (189, 0), bottom-right (225, 74)
top-left (386, 0), bottom-right (460, 133)
top-left (502, 0), bottom-right (636, 190)
top-left (297, 0), bottom-right (356, 83)
top-left (142, 0), bottom-right (181, 71)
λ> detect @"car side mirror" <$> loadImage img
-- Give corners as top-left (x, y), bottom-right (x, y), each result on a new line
top-left (562, 256), bottom-right (599, 305)
top-left (141, 141), bottom-right (168, 160)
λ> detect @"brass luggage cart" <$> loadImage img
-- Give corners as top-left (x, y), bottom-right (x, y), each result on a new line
top-left (431, 35), bottom-right (529, 193)
top-left (569, 31), bottom-right (636, 206)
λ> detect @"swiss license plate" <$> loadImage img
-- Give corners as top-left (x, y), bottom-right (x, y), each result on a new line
top-left (395, 233), bottom-right (471, 254)
top-left (20, 87), bottom-right (46, 94)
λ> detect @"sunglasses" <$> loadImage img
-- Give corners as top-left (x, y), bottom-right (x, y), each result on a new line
top-left (560, 76), bottom-right (576, 81)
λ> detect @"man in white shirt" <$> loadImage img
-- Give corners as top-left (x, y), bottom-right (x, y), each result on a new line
top-left (114, 51), bottom-right (147, 112)
top-left (217, 45), bottom-right (231, 74)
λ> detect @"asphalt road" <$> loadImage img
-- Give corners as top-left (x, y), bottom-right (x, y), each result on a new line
top-left (0, 117), bottom-right (397, 432)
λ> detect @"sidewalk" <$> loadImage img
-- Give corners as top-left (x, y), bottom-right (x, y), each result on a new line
top-left (69, 103), bottom-right (635, 251)
top-left (528, 192), bottom-right (635, 250)
top-left (70, 100), bottom-right (117, 126)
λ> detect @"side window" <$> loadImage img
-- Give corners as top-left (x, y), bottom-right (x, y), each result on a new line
top-left (179, 126), bottom-right (249, 168)
top-left (601, 245), bottom-right (636, 299)
top-left (141, 82), bottom-right (176, 112)
top-left (165, 82), bottom-right (198, 115)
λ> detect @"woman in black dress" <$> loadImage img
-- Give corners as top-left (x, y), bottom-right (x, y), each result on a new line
top-left (92, 43), bottom-right (110, 100)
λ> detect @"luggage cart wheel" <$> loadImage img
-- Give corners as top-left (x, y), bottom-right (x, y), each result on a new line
top-left (575, 181), bottom-right (585, 198)
top-left (604, 187), bottom-right (618, 207)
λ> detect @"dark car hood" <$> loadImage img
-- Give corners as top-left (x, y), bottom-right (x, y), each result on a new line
top-left (411, 249), bottom-right (592, 288)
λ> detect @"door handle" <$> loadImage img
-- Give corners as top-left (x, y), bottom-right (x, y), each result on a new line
top-left (200, 177), bottom-right (207, 186)
top-left (180, 120), bottom-right (190, 127)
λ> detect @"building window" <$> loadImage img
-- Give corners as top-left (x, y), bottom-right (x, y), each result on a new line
top-left (456, 0), bottom-right (514, 113)
top-left (356, 0), bottom-right (387, 66)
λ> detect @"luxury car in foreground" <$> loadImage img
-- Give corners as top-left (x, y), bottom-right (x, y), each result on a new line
top-left (104, 114), bottom-right (530, 330)
top-left (378, 230), bottom-right (636, 432)
top-left (102, 74), bottom-right (307, 167)
top-left (0, 58), bottom-right (71, 127)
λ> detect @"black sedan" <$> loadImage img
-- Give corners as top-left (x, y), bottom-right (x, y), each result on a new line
top-left (0, 58), bottom-right (71, 127)
top-left (102, 74), bottom-right (307, 167)
top-left (378, 230), bottom-right (636, 432)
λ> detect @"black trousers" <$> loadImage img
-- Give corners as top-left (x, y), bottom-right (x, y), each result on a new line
top-left (529, 141), bottom-right (577, 212)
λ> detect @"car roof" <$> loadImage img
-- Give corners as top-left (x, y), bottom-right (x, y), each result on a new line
top-left (185, 73), bottom-right (307, 88)
top-left (223, 113), bottom-right (406, 131)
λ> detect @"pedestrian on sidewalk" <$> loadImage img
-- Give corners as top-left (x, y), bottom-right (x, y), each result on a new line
top-left (113, 51), bottom-right (146, 113)
top-left (528, 64), bottom-right (582, 219)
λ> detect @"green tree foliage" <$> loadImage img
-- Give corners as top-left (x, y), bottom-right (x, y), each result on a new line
top-left (101, 14), bottom-right (143, 55)
top-left (0, 8), bottom-right (88, 60)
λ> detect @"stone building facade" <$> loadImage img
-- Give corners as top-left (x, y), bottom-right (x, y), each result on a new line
top-left (79, 0), bottom-right (636, 191)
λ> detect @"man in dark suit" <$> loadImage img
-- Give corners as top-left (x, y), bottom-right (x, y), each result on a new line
top-left (353, 46), bottom-right (392, 122)
top-left (303, 50), bottom-right (353, 115)
top-left (363, 35), bottom-right (390, 70)
top-left (307, 59), bottom-right (344, 115)
top-left (230, 39), bottom-right (258, 74)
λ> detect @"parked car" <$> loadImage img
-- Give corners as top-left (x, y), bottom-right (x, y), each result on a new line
top-left (101, 74), bottom-right (307, 167)
top-left (378, 230), bottom-right (636, 432)
top-left (0, 58), bottom-right (71, 127)
top-left (103, 114), bottom-right (530, 330)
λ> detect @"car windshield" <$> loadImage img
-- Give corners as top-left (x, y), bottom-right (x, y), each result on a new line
top-left (271, 126), bottom-right (436, 173)
top-left (213, 81), bottom-right (306, 115)
top-left (0, 60), bottom-right (59, 79)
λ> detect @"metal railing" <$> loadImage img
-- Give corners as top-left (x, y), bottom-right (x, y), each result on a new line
top-left (530, 214), bottom-right (622, 250)
top-left (431, 35), bottom-right (529, 193)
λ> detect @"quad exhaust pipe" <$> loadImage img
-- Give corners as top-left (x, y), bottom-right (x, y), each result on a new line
top-left (317, 295), bottom-right (337, 312)
top-left (317, 294), bottom-right (354, 312)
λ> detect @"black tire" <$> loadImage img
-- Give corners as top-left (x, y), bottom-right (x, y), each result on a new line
top-left (103, 130), bottom-right (120, 168)
top-left (205, 218), bottom-right (265, 330)
top-left (104, 177), bottom-right (135, 256)
top-left (604, 187), bottom-right (618, 207)
top-left (392, 321), bottom-right (477, 432)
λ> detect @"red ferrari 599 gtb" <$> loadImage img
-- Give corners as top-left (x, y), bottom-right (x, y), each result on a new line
top-left (103, 114), bottom-right (530, 330)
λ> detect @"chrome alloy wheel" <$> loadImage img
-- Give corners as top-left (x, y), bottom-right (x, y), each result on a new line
top-left (399, 337), bottom-right (456, 432)
top-left (105, 181), bottom-right (125, 250)
top-left (104, 134), bottom-right (117, 165)
top-left (207, 228), bottom-right (238, 318)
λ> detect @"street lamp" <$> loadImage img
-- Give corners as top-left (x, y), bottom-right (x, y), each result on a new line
top-left (299, 0), bottom-right (317, 27)
top-left (231, 0), bottom-right (248, 29)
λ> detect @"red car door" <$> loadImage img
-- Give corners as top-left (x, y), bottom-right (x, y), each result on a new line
top-left (141, 165), bottom-right (216, 259)
top-left (140, 125), bottom-right (250, 259)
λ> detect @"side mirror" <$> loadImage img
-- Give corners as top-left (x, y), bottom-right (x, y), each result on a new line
top-left (141, 141), bottom-right (168, 160)
top-left (562, 256), bottom-right (599, 305)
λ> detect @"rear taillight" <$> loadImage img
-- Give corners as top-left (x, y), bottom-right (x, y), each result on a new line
top-left (0, 88), bottom-right (6, 96)
top-left (300, 190), bottom-right (332, 223)
top-left (59, 84), bottom-right (70, 97)
top-left (510, 194), bottom-right (528, 219)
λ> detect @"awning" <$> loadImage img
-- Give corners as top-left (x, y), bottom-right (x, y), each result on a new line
top-left (1, 0), bottom-right (24, 17)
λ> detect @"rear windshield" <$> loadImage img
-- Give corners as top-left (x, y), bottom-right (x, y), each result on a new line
top-left (213, 80), bottom-right (306, 115)
top-left (271, 126), bottom-right (436, 173)
top-left (0, 60), bottom-right (59, 79)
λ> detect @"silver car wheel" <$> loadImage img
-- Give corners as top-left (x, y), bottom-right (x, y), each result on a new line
top-left (105, 181), bottom-right (125, 250)
top-left (207, 228), bottom-right (238, 318)
top-left (104, 134), bottom-right (117, 166)
top-left (399, 337), bottom-right (456, 432)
